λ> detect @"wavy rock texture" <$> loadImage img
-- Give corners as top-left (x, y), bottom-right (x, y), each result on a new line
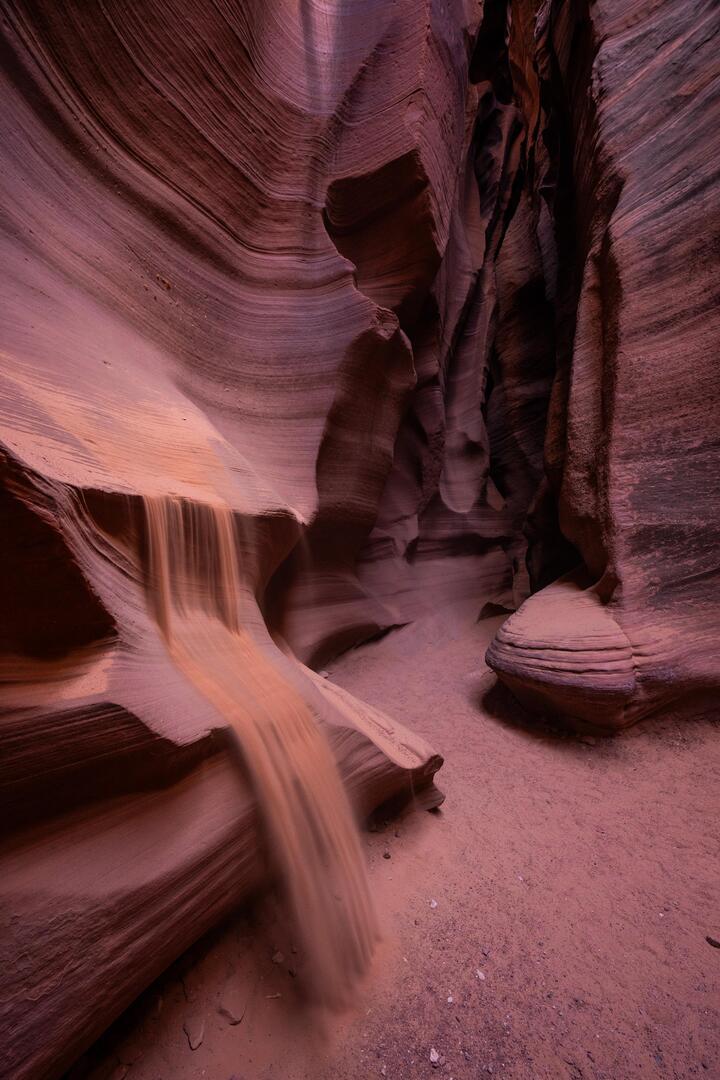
top-left (485, 0), bottom-right (720, 730)
top-left (1, 0), bottom-right (718, 1075)
top-left (0, 2), bottom-right (458, 1075)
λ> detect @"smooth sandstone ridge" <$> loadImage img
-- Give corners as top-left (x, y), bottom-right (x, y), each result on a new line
top-left (1, 0), bottom-right (718, 1076)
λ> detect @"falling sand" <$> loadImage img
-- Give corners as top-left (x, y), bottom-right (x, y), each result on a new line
top-left (142, 495), bottom-right (377, 1005)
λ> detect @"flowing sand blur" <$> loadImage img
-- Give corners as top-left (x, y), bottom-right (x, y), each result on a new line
top-left (143, 495), bottom-right (377, 1005)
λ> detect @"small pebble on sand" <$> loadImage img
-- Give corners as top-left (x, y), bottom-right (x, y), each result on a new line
top-left (182, 1016), bottom-right (205, 1051)
top-left (430, 899), bottom-right (438, 909)
top-left (217, 993), bottom-right (245, 1026)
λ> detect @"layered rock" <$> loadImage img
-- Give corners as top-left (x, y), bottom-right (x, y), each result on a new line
top-left (486, 0), bottom-right (720, 730)
top-left (2, 0), bottom-right (718, 1074)
top-left (0, 2), bottom-right (458, 1075)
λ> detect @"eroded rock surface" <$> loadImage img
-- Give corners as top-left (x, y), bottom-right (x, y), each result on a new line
top-left (1, 0), bottom-right (718, 1075)
top-left (0, 2), bottom-right (455, 1074)
top-left (484, 0), bottom-right (720, 730)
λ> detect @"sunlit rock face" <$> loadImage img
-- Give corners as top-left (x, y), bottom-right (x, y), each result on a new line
top-left (1, 0), bottom-right (718, 1074)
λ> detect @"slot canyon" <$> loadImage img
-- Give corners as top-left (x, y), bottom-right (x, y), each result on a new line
top-left (1, 1), bottom-right (718, 1078)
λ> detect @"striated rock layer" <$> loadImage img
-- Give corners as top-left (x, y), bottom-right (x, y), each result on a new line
top-left (1, 0), bottom-right (719, 1075)
top-left (484, 0), bottom-right (720, 730)
top-left (0, 2), bottom-right (457, 1074)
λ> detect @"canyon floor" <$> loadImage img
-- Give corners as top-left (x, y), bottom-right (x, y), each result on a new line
top-left (68, 615), bottom-right (720, 1080)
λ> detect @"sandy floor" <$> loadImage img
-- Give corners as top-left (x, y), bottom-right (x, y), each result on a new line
top-left (69, 614), bottom-right (720, 1080)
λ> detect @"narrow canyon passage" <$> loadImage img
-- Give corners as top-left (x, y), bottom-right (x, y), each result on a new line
top-left (2, 0), bottom-right (719, 1076)
top-left (70, 614), bottom-right (720, 1080)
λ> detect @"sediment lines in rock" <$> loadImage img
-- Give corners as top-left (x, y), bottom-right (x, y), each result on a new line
top-left (484, 0), bottom-right (720, 729)
top-left (2, 0), bottom-right (719, 1075)
top-left (0, 458), bottom-right (442, 1080)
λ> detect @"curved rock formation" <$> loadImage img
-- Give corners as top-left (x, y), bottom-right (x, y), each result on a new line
top-left (0, 2), bottom-right (454, 1073)
top-left (2, 0), bottom-right (718, 1074)
top-left (487, 570), bottom-right (637, 728)
top-left (485, 0), bottom-right (720, 730)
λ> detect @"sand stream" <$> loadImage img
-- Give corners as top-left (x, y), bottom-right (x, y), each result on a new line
top-left (143, 495), bottom-right (377, 1004)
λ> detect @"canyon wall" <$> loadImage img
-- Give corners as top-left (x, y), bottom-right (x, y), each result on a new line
top-left (1, 0), bottom-right (718, 1075)
top-left (486, 0), bottom-right (720, 730)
